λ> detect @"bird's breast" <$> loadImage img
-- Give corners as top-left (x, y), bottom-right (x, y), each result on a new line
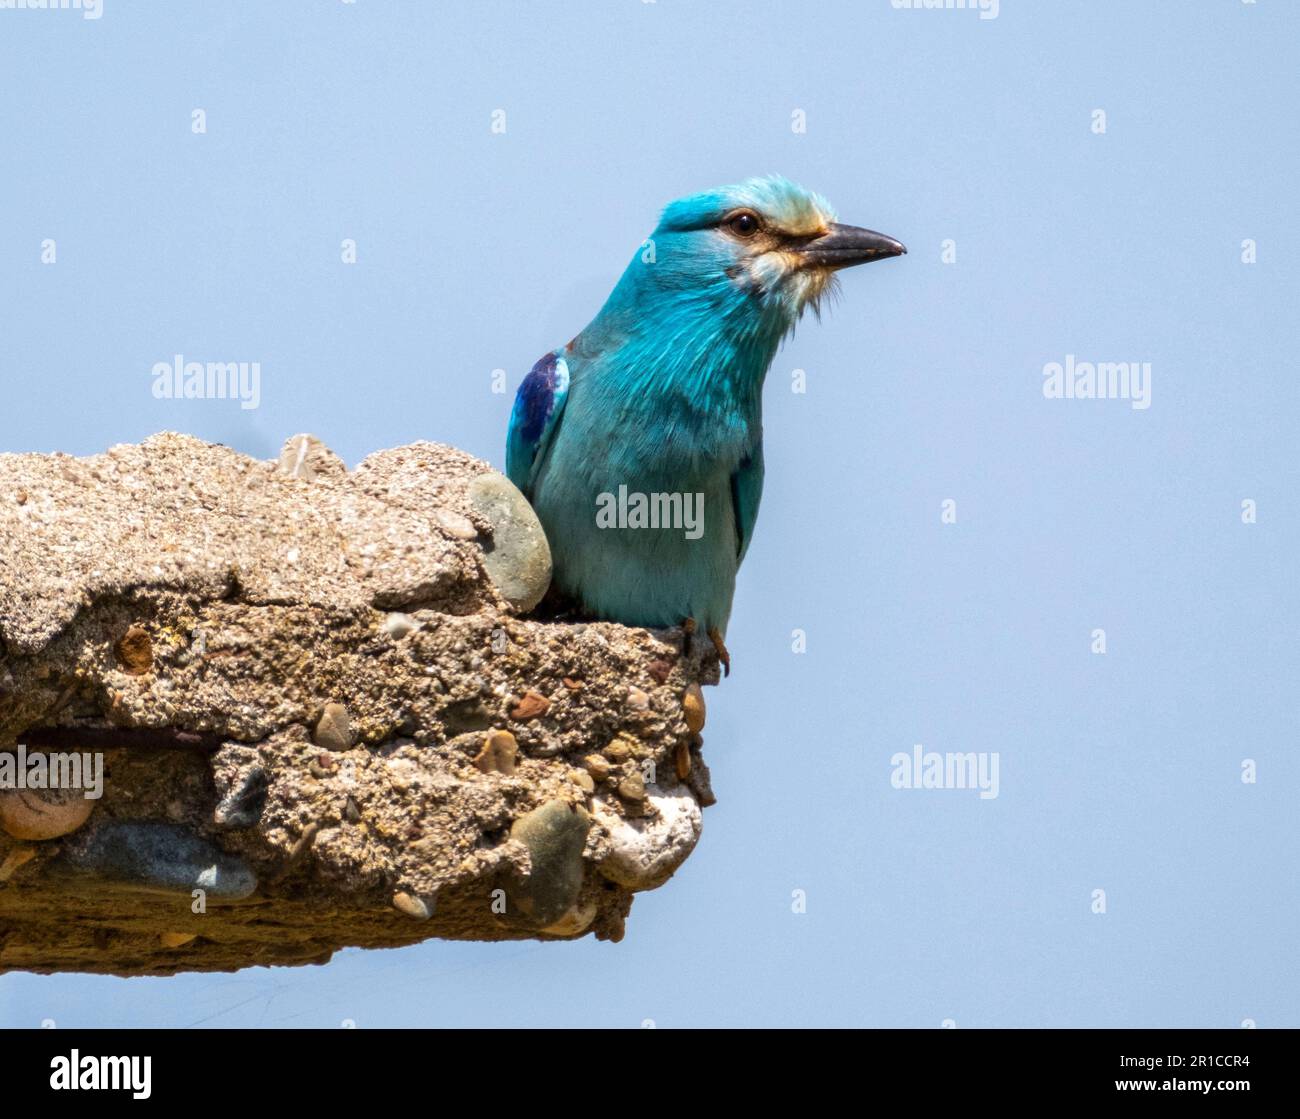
top-left (577, 377), bottom-right (757, 478)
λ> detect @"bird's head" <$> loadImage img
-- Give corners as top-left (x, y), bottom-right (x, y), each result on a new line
top-left (640, 175), bottom-right (906, 332)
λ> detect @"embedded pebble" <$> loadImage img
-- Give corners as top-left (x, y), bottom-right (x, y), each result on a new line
top-left (541, 900), bottom-right (598, 936)
top-left (0, 788), bottom-right (96, 841)
top-left (385, 757), bottom-right (420, 790)
top-left (277, 434), bottom-right (346, 481)
top-left (474, 729), bottom-right (518, 776)
top-left (626, 686), bottom-right (649, 710)
top-left (593, 788), bottom-right (703, 890)
top-left (467, 472), bottom-right (553, 611)
top-left (382, 613), bottom-right (419, 639)
top-left (583, 754), bottom-right (612, 781)
top-left (213, 766), bottom-right (268, 830)
top-left (114, 624), bottom-right (153, 675)
top-left (490, 628), bottom-right (509, 655)
top-left (433, 507), bottom-right (478, 540)
top-left (570, 770), bottom-right (595, 793)
top-left (508, 799), bottom-right (591, 928)
top-left (675, 740), bottom-right (693, 780)
top-left (314, 702), bottom-right (355, 751)
top-left (510, 690), bottom-right (550, 720)
top-left (392, 891), bottom-right (433, 920)
top-left (617, 774), bottom-right (647, 802)
top-left (61, 821), bottom-right (257, 898)
top-left (683, 682), bottom-right (706, 733)
top-left (159, 931), bottom-right (197, 949)
top-left (283, 822), bottom-right (320, 867)
top-left (603, 736), bottom-right (633, 762)
top-left (647, 658), bottom-right (674, 684)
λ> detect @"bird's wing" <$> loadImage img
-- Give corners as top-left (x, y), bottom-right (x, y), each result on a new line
top-left (506, 350), bottom-right (570, 498)
top-left (730, 442), bottom-right (765, 565)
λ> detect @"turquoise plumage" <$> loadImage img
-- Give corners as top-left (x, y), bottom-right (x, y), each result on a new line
top-left (507, 176), bottom-right (904, 669)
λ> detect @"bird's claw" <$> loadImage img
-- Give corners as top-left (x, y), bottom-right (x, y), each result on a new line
top-left (681, 619), bottom-right (729, 677)
top-left (707, 627), bottom-right (731, 677)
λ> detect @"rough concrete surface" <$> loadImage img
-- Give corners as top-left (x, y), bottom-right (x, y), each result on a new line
top-left (0, 433), bottom-right (718, 976)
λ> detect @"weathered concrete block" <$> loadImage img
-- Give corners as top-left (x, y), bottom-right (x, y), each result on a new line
top-left (0, 434), bottom-right (715, 976)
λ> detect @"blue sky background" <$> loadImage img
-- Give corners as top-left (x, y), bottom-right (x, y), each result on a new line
top-left (1, 1), bottom-right (1296, 1028)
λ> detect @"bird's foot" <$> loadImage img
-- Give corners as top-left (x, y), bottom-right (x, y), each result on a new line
top-left (707, 627), bottom-right (731, 677)
top-left (681, 617), bottom-right (697, 657)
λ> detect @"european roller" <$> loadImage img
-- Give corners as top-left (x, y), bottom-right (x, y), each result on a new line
top-left (506, 176), bottom-right (904, 673)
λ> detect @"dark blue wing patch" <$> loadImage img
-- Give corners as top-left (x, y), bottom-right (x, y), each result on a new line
top-left (506, 350), bottom-right (569, 497)
top-left (517, 352), bottom-right (559, 445)
top-left (731, 443), bottom-right (765, 564)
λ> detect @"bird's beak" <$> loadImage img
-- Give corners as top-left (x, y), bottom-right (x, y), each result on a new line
top-left (795, 223), bottom-right (907, 270)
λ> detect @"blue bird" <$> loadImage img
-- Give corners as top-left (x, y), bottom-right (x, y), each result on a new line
top-left (506, 176), bottom-right (904, 673)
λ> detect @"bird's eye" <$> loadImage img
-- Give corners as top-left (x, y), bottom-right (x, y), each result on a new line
top-left (727, 211), bottom-right (760, 238)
